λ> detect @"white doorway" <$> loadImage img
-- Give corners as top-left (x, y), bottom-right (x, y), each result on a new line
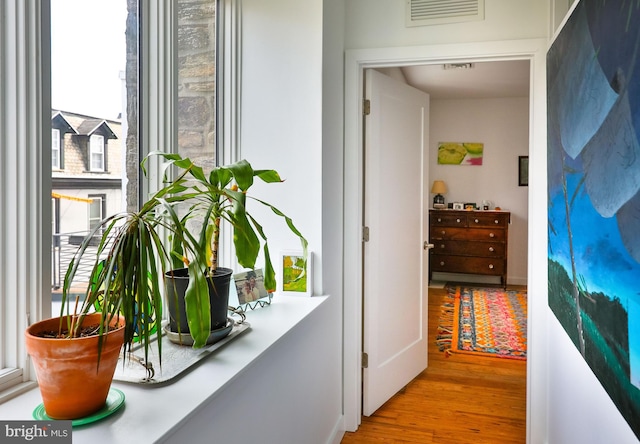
top-left (342, 39), bottom-right (549, 442)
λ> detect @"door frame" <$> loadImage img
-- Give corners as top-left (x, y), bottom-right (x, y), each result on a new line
top-left (342, 39), bottom-right (549, 444)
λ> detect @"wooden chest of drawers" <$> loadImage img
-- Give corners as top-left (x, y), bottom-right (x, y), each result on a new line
top-left (429, 209), bottom-right (510, 286)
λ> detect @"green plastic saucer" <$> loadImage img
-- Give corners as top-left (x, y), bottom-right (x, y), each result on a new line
top-left (32, 388), bottom-right (125, 427)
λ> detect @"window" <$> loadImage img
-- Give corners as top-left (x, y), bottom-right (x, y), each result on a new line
top-left (88, 194), bottom-right (106, 232)
top-left (1, 0), bottom-right (232, 402)
top-left (51, 128), bottom-right (61, 169)
top-left (89, 134), bottom-right (105, 172)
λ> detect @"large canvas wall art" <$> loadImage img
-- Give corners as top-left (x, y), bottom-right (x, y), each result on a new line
top-left (547, 0), bottom-right (640, 438)
top-left (437, 142), bottom-right (484, 165)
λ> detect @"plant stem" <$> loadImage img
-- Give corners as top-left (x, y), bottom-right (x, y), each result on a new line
top-left (210, 217), bottom-right (220, 274)
top-left (69, 295), bottom-right (80, 339)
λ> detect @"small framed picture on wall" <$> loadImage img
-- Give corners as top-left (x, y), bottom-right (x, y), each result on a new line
top-left (519, 156), bottom-right (529, 187)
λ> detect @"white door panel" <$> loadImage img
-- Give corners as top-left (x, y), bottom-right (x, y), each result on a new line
top-left (363, 69), bottom-right (430, 416)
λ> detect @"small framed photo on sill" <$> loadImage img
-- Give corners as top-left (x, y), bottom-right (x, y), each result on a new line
top-left (234, 269), bottom-right (269, 305)
top-left (279, 251), bottom-right (312, 296)
top-left (232, 268), bottom-right (273, 311)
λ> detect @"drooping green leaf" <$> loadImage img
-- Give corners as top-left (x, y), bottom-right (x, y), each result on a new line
top-left (227, 190), bottom-right (260, 269)
top-left (263, 243), bottom-right (276, 293)
top-left (252, 196), bottom-right (308, 255)
top-left (255, 169), bottom-right (283, 183)
top-left (224, 159), bottom-right (254, 191)
top-left (184, 260), bottom-right (211, 348)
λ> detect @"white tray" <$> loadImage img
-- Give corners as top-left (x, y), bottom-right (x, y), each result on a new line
top-left (113, 320), bottom-right (250, 385)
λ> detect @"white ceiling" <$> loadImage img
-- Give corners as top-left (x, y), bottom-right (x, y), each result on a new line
top-left (401, 60), bottom-right (530, 99)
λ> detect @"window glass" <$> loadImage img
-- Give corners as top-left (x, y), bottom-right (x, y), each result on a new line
top-left (50, 0), bottom-right (138, 312)
top-left (178, 0), bottom-right (218, 168)
top-left (1, 0), bottom-right (226, 397)
top-left (51, 128), bottom-right (60, 169)
top-left (89, 134), bottom-right (105, 171)
top-left (88, 194), bottom-right (106, 231)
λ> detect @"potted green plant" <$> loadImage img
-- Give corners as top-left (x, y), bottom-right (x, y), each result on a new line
top-left (25, 153), bottom-right (307, 419)
top-left (151, 152), bottom-right (308, 347)
top-left (24, 166), bottom-right (190, 419)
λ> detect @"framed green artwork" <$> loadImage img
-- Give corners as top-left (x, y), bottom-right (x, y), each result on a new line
top-left (279, 251), bottom-right (312, 296)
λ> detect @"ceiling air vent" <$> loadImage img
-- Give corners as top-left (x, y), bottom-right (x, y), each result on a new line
top-left (406, 0), bottom-right (485, 27)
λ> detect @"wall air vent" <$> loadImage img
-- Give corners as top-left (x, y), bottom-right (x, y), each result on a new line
top-left (443, 63), bottom-right (475, 70)
top-left (406, 0), bottom-right (484, 27)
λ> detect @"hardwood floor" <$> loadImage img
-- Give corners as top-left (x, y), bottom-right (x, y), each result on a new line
top-left (341, 286), bottom-right (527, 444)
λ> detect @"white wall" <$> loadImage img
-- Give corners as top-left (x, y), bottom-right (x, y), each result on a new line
top-left (548, 317), bottom-right (638, 443)
top-left (345, 0), bottom-right (548, 49)
top-left (162, 299), bottom-right (342, 444)
top-left (178, 0), bottom-right (640, 442)
top-left (544, 1), bottom-right (640, 443)
top-left (429, 97), bottom-right (529, 285)
top-left (343, 2), bottom-right (640, 444)
top-left (167, 1), bottom-right (344, 442)
top-left (240, 0), bottom-right (323, 280)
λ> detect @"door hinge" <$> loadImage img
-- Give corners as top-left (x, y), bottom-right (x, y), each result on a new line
top-left (363, 99), bottom-right (371, 116)
top-left (362, 352), bottom-right (369, 368)
top-left (362, 226), bottom-right (370, 242)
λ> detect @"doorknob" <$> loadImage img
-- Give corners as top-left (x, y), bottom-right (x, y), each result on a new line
top-left (424, 242), bottom-right (434, 250)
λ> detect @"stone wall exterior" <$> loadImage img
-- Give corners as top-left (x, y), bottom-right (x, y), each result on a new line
top-left (178, 0), bottom-right (217, 170)
top-left (123, 0), bottom-right (216, 213)
top-left (125, 0), bottom-right (139, 211)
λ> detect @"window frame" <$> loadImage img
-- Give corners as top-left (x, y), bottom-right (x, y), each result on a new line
top-left (0, 0), bottom-right (238, 401)
top-left (51, 128), bottom-right (61, 169)
top-left (89, 134), bottom-right (105, 172)
top-left (88, 193), bottom-right (106, 232)
top-left (0, 0), bottom-right (51, 401)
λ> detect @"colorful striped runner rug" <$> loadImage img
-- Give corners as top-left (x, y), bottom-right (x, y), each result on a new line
top-left (436, 286), bottom-right (527, 360)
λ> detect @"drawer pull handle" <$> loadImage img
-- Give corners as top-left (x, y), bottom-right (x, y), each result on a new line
top-left (440, 244), bottom-right (445, 249)
top-left (494, 219), bottom-right (499, 224)
top-left (441, 230), bottom-right (446, 235)
top-left (456, 218), bottom-right (461, 223)
top-left (488, 264), bottom-right (494, 269)
top-left (437, 218), bottom-right (442, 222)
top-left (489, 233), bottom-right (495, 238)
top-left (488, 246), bottom-right (494, 252)
top-left (474, 218), bottom-right (479, 223)
top-left (440, 261), bottom-right (445, 266)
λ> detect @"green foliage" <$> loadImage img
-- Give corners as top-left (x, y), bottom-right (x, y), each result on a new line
top-left (150, 152), bottom-right (308, 294)
top-left (63, 153), bottom-right (307, 355)
top-left (548, 258), bottom-right (640, 435)
top-left (548, 259), bottom-right (580, 347)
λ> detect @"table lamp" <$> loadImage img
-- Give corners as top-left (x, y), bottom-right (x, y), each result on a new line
top-left (431, 180), bottom-right (447, 208)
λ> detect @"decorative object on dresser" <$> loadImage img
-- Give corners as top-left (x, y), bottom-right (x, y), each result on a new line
top-left (430, 180), bottom-right (447, 208)
top-left (429, 209), bottom-right (510, 287)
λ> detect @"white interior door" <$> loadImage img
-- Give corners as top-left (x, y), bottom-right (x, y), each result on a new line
top-left (363, 69), bottom-right (430, 416)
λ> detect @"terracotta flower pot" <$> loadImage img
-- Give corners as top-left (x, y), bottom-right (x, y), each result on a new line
top-left (25, 313), bottom-right (125, 419)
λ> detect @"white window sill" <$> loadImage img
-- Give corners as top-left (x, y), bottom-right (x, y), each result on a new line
top-left (0, 295), bottom-right (328, 443)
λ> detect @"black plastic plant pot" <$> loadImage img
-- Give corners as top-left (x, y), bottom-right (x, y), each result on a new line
top-left (165, 267), bottom-right (233, 333)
